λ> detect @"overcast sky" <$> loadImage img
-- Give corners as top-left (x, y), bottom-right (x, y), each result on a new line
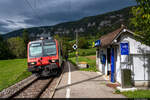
top-left (0, 0), bottom-right (137, 34)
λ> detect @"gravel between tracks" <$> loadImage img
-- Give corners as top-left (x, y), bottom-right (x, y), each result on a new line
top-left (41, 66), bottom-right (65, 98)
top-left (40, 77), bottom-right (58, 98)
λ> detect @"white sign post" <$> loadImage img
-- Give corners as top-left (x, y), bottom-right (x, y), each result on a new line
top-left (72, 44), bottom-right (78, 50)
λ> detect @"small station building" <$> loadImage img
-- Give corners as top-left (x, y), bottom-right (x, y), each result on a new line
top-left (95, 25), bottom-right (150, 87)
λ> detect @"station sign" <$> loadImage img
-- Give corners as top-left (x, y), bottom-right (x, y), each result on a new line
top-left (95, 40), bottom-right (101, 47)
top-left (120, 42), bottom-right (129, 55)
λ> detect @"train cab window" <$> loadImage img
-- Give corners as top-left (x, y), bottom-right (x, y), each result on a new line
top-left (29, 43), bottom-right (42, 57)
top-left (43, 42), bottom-right (57, 56)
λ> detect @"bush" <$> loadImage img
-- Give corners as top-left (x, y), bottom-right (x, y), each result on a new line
top-left (115, 89), bottom-right (121, 94)
top-left (82, 52), bottom-right (85, 56)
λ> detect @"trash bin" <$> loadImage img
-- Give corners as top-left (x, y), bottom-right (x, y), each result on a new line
top-left (121, 69), bottom-right (133, 88)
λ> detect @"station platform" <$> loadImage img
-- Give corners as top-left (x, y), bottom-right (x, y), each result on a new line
top-left (53, 61), bottom-right (126, 98)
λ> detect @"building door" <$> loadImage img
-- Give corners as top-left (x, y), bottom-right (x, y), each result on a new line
top-left (107, 48), bottom-right (111, 76)
top-left (111, 48), bottom-right (115, 83)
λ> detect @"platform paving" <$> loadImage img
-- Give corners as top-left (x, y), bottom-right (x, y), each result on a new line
top-left (53, 61), bottom-right (126, 98)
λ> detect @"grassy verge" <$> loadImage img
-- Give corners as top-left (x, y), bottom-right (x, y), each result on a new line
top-left (69, 48), bottom-right (96, 57)
top-left (121, 90), bottom-right (150, 98)
top-left (0, 59), bottom-right (31, 92)
top-left (69, 55), bottom-right (98, 72)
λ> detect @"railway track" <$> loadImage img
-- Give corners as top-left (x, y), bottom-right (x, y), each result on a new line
top-left (0, 73), bottom-right (63, 98)
top-left (0, 62), bottom-right (65, 98)
top-left (10, 77), bottom-right (55, 98)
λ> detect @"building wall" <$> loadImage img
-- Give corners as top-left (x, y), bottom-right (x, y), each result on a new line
top-left (119, 33), bottom-right (150, 86)
top-left (96, 47), bottom-right (101, 72)
top-left (96, 49), bottom-right (99, 69)
top-left (96, 47), bottom-right (107, 75)
top-left (115, 46), bottom-right (121, 84)
top-left (97, 32), bottom-right (150, 86)
top-left (120, 33), bottom-right (150, 54)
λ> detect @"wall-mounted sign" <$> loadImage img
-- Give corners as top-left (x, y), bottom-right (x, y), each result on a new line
top-left (92, 42), bottom-right (95, 48)
top-left (120, 42), bottom-right (129, 55)
top-left (95, 40), bottom-right (101, 47)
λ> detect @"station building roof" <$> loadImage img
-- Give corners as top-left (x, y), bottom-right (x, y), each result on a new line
top-left (99, 25), bottom-right (135, 47)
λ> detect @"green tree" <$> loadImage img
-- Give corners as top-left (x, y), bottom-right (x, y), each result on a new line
top-left (61, 37), bottom-right (70, 58)
top-left (54, 34), bottom-right (62, 42)
top-left (7, 37), bottom-right (26, 58)
top-left (54, 35), bottom-right (72, 58)
top-left (22, 29), bottom-right (29, 57)
top-left (130, 0), bottom-right (150, 45)
top-left (0, 35), bottom-right (11, 59)
top-left (0, 35), bottom-right (5, 59)
top-left (22, 29), bottom-right (29, 47)
top-left (78, 37), bottom-right (90, 49)
top-left (0, 34), bottom-right (3, 41)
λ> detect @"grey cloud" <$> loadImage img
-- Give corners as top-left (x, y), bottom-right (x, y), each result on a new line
top-left (5, 20), bottom-right (16, 24)
top-left (0, 0), bottom-right (136, 34)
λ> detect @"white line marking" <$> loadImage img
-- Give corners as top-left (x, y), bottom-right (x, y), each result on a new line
top-left (68, 62), bottom-right (71, 85)
top-left (66, 62), bottom-right (71, 98)
top-left (66, 88), bottom-right (70, 98)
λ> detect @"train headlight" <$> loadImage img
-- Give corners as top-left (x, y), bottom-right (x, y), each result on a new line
top-left (28, 62), bottom-right (37, 66)
top-left (49, 60), bottom-right (59, 63)
top-left (51, 60), bottom-right (56, 63)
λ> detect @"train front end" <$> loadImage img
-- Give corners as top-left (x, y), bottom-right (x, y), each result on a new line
top-left (27, 38), bottom-right (62, 76)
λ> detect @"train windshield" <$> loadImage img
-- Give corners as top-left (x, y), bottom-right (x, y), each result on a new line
top-left (43, 42), bottom-right (56, 56)
top-left (29, 43), bottom-right (42, 57)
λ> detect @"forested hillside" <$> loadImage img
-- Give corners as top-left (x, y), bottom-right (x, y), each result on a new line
top-left (2, 6), bottom-right (134, 39)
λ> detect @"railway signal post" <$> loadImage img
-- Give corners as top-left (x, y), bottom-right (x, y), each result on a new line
top-left (75, 30), bottom-right (79, 66)
top-left (73, 43), bottom-right (78, 65)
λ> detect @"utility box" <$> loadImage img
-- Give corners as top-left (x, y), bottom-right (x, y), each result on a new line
top-left (121, 69), bottom-right (133, 88)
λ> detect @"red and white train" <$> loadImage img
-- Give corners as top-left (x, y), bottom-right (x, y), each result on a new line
top-left (27, 38), bottom-right (63, 76)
